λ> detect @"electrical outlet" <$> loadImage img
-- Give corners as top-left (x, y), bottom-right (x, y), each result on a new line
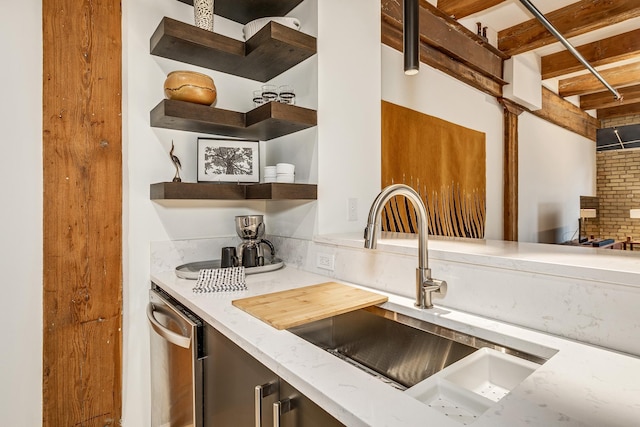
top-left (348, 198), bottom-right (358, 221)
top-left (316, 253), bottom-right (335, 271)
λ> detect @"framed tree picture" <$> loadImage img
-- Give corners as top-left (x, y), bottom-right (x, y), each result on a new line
top-left (197, 138), bottom-right (260, 183)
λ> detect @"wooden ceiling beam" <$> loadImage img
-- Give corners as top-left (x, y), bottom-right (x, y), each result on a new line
top-left (542, 29), bottom-right (640, 80)
top-left (381, 16), bottom-right (503, 98)
top-left (382, 0), bottom-right (506, 83)
top-left (381, 2), bottom-right (597, 140)
top-left (598, 102), bottom-right (640, 121)
top-left (498, 0), bottom-right (640, 57)
top-left (528, 87), bottom-right (598, 141)
top-left (558, 62), bottom-right (640, 97)
top-left (581, 84), bottom-right (640, 110)
top-left (436, 0), bottom-right (507, 19)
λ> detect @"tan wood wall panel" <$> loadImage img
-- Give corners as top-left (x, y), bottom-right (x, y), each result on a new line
top-left (43, 0), bottom-right (123, 425)
top-left (381, 101), bottom-right (486, 238)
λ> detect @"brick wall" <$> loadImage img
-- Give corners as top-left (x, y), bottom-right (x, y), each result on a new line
top-left (600, 114), bottom-right (640, 129)
top-left (590, 148), bottom-right (640, 242)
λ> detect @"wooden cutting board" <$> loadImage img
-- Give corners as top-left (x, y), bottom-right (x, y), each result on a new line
top-left (232, 282), bottom-right (388, 330)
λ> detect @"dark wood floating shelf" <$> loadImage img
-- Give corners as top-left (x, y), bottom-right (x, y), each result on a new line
top-left (151, 17), bottom-right (316, 82)
top-left (151, 182), bottom-right (318, 201)
top-left (150, 99), bottom-right (317, 140)
top-left (176, 0), bottom-right (305, 24)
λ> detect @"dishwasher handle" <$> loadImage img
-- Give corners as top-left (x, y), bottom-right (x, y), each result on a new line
top-left (255, 382), bottom-right (278, 427)
top-left (147, 302), bottom-right (192, 349)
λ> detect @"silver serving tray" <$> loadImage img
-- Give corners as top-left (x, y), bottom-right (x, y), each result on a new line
top-left (175, 257), bottom-right (284, 280)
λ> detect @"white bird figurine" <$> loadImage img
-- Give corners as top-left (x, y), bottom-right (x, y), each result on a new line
top-left (169, 141), bottom-right (182, 182)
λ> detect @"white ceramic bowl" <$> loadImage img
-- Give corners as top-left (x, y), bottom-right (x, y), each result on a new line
top-left (276, 174), bottom-right (295, 183)
top-left (243, 17), bottom-right (301, 40)
top-left (276, 163), bottom-right (295, 174)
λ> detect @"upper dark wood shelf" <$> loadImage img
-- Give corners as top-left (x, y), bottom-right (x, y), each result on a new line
top-left (151, 17), bottom-right (316, 82)
top-left (151, 182), bottom-right (317, 200)
top-left (176, 0), bottom-right (305, 24)
top-left (150, 99), bottom-right (317, 140)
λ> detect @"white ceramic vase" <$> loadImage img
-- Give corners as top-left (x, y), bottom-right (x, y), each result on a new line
top-left (194, 0), bottom-right (214, 32)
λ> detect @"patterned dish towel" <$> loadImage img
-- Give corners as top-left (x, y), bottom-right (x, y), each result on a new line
top-left (193, 266), bottom-right (247, 293)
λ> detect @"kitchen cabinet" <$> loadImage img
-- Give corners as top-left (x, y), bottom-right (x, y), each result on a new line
top-left (149, 3), bottom-right (318, 201)
top-left (204, 324), bottom-right (343, 426)
top-left (276, 379), bottom-right (344, 427)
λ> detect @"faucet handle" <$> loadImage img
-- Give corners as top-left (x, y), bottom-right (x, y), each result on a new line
top-left (364, 223), bottom-right (377, 249)
top-left (420, 278), bottom-right (447, 309)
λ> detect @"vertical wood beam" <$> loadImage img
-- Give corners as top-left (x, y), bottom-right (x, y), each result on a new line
top-left (499, 99), bottom-right (523, 241)
top-left (43, 1), bottom-right (122, 426)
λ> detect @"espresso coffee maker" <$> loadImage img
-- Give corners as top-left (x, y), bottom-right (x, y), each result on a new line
top-left (235, 215), bottom-right (276, 268)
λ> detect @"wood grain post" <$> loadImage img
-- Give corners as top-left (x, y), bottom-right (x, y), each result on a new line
top-left (499, 98), bottom-right (523, 241)
top-left (43, 1), bottom-right (122, 426)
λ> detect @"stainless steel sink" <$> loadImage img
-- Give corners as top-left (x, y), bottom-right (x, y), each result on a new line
top-left (288, 306), bottom-right (550, 391)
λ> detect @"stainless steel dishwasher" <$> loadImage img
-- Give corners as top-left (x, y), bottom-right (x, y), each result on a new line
top-left (148, 285), bottom-right (204, 427)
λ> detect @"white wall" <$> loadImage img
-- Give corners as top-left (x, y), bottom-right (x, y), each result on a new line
top-left (0, 2), bottom-right (42, 425)
top-left (262, 0), bottom-right (319, 239)
top-left (381, 45), bottom-right (596, 242)
top-left (314, 0), bottom-right (382, 235)
top-left (518, 113), bottom-right (596, 243)
top-left (266, 0), bottom-right (384, 238)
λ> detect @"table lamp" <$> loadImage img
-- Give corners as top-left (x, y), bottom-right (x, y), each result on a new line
top-left (627, 209), bottom-right (640, 249)
top-left (579, 208), bottom-right (597, 243)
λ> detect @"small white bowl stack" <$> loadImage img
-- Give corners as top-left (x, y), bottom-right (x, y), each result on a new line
top-left (263, 166), bottom-right (277, 183)
top-left (276, 163), bottom-right (295, 183)
top-left (263, 163), bottom-right (295, 183)
top-left (242, 17), bottom-right (301, 41)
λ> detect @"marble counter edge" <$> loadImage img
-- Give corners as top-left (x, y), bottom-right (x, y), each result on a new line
top-left (314, 233), bottom-right (640, 288)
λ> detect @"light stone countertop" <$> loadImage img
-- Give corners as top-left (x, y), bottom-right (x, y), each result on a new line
top-left (315, 233), bottom-right (640, 287)
top-left (151, 265), bottom-right (640, 427)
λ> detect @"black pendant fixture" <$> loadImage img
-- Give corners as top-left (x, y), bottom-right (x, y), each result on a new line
top-left (403, 0), bottom-right (419, 75)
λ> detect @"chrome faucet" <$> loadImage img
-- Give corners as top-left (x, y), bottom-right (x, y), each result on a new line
top-left (363, 184), bottom-right (447, 309)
